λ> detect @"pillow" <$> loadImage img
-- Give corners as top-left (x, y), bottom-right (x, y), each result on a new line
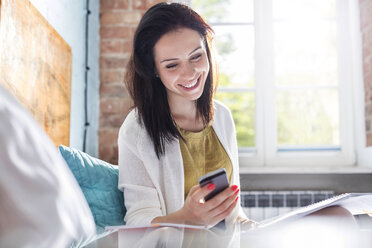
top-left (58, 145), bottom-right (126, 234)
top-left (0, 86), bottom-right (96, 247)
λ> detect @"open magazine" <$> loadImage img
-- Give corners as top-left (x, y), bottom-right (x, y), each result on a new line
top-left (106, 193), bottom-right (371, 232)
top-left (257, 193), bottom-right (372, 228)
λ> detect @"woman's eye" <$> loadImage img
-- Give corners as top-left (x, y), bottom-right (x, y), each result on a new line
top-left (166, 64), bottom-right (177, 69)
top-left (191, 54), bottom-right (202, 61)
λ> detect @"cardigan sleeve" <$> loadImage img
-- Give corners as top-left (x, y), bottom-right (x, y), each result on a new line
top-left (118, 112), bottom-right (163, 225)
top-left (214, 100), bottom-right (250, 222)
top-left (227, 105), bottom-right (250, 221)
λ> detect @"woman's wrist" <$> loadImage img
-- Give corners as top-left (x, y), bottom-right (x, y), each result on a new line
top-left (151, 208), bottom-right (188, 225)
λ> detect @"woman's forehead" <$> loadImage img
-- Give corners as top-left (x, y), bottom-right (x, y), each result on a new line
top-left (153, 28), bottom-right (205, 62)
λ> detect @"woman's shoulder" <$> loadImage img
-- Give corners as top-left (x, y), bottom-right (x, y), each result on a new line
top-left (213, 99), bottom-right (232, 118)
top-left (118, 109), bottom-right (145, 141)
top-left (212, 99), bottom-right (235, 131)
top-left (120, 109), bottom-right (138, 128)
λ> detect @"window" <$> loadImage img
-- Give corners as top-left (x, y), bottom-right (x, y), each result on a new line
top-left (192, 0), bottom-right (359, 167)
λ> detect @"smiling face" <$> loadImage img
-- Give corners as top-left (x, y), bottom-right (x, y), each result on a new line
top-left (153, 28), bottom-right (210, 105)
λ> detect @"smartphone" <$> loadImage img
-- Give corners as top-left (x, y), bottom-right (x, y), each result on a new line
top-left (199, 168), bottom-right (229, 230)
top-left (198, 168), bottom-right (229, 202)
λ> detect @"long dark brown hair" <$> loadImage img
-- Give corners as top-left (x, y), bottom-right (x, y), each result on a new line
top-left (125, 2), bottom-right (218, 158)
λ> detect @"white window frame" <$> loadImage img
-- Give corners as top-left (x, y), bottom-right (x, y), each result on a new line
top-left (189, 0), bottom-right (361, 168)
top-left (244, 0), bottom-right (355, 168)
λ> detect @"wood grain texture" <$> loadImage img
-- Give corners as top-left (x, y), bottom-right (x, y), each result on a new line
top-left (0, 0), bottom-right (72, 146)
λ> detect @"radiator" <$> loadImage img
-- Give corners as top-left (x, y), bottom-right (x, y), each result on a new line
top-left (241, 190), bottom-right (335, 222)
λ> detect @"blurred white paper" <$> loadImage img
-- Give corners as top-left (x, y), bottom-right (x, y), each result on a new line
top-left (106, 223), bottom-right (208, 231)
top-left (259, 193), bottom-right (372, 228)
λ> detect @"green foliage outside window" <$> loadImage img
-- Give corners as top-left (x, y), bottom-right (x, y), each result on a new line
top-left (215, 74), bottom-right (255, 148)
top-left (193, 0), bottom-right (255, 148)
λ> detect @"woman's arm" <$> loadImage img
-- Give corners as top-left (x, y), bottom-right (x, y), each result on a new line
top-left (118, 118), bottom-right (163, 225)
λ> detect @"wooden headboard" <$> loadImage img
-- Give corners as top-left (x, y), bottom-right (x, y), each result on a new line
top-left (0, 0), bottom-right (72, 146)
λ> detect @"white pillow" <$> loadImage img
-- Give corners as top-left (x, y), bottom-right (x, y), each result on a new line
top-left (0, 86), bottom-right (96, 247)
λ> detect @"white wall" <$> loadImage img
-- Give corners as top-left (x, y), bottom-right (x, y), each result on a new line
top-left (29, 0), bottom-right (99, 156)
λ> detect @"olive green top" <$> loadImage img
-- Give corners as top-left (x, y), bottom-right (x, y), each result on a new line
top-left (177, 125), bottom-right (233, 200)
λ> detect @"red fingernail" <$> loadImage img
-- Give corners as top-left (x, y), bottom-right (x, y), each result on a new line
top-left (235, 189), bottom-right (240, 195)
top-left (235, 196), bottom-right (239, 202)
top-left (208, 183), bottom-right (215, 190)
top-left (231, 185), bottom-right (238, 191)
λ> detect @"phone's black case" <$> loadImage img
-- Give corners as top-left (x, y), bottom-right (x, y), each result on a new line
top-left (198, 168), bottom-right (229, 230)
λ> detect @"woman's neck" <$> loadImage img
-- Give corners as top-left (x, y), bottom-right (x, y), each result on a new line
top-left (168, 97), bottom-right (204, 132)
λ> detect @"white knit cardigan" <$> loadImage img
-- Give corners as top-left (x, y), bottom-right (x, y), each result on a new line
top-left (118, 100), bottom-right (246, 226)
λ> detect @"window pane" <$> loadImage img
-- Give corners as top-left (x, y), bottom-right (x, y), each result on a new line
top-left (215, 92), bottom-right (255, 147)
top-left (192, 0), bottom-right (253, 23)
top-left (273, 0), bottom-right (338, 86)
top-left (273, 0), bottom-right (336, 20)
top-left (214, 25), bottom-right (255, 87)
top-left (274, 20), bottom-right (338, 86)
top-left (276, 89), bottom-right (340, 146)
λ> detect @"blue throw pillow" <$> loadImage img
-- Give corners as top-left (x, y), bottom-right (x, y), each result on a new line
top-left (58, 145), bottom-right (126, 234)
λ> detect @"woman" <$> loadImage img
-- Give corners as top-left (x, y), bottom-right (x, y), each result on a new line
top-left (118, 2), bottom-right (254, 228)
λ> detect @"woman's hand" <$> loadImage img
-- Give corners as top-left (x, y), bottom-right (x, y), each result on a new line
top-left (180, 183), bottom-right (240, 227)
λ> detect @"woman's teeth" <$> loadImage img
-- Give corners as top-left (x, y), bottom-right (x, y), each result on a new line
top-left (182, 79), bottom-right (198, 88)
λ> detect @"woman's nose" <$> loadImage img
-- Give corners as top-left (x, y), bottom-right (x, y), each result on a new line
top-left (181, 63), bottom-right (196, 78)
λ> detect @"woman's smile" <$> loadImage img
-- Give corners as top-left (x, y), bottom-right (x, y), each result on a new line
top-left (178, 75), bottom-right (200, 90)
